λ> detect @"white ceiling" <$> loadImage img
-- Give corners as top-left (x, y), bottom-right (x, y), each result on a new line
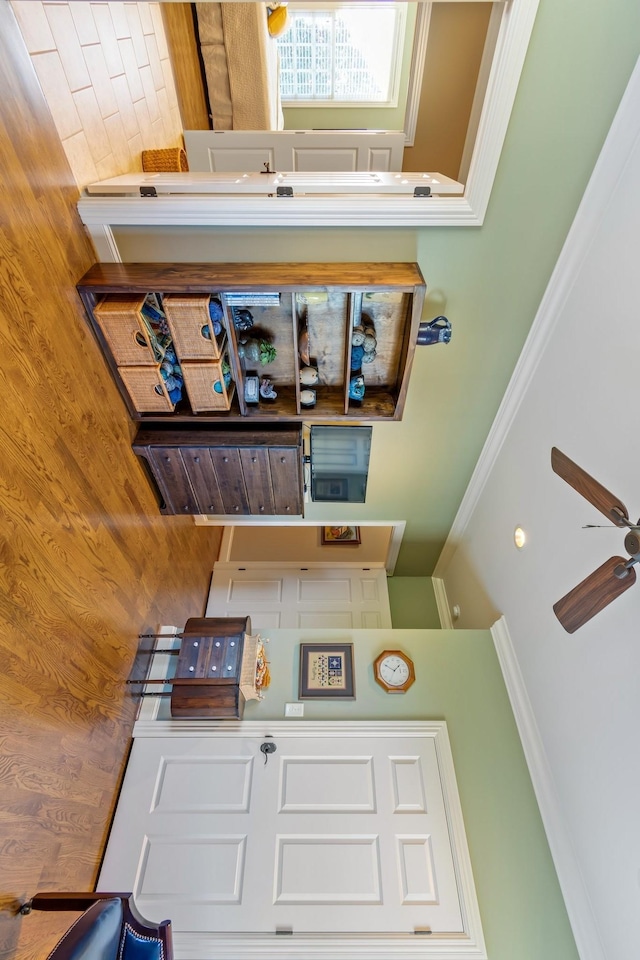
top-left (438, 57), bottom-right (640, 960)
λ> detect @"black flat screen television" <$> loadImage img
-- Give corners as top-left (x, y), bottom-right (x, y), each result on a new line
top-left (309, 426), bottom-right (372, 503)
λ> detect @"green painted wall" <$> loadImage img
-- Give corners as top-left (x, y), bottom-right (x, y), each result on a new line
top-left (238, 628), bottom-right (579, 960)
top-left (281, 4), bottom-right (417, 132)
top-left (112, 0), bottom-right (640, 577)
top-left (388, 576), bottom-right (440, 627)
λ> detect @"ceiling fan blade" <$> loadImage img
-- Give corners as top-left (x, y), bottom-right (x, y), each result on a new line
top-left (553, 556), bottom-right (636, 633)
top-left (551, 447), bottom-right (629, 526)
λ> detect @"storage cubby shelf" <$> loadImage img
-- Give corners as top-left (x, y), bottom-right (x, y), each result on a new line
top-left (76, 262), bottom-right (426, 423)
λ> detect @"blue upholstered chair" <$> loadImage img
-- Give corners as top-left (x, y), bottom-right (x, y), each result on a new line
top-left (19, 892), bottom-right (172, 960)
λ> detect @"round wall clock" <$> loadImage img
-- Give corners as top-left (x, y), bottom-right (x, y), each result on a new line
top-left (373, 650), bottom-right (415, 694)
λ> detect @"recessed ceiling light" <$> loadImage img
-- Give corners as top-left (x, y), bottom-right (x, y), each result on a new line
top-left (514, 526), bottom-right (526, 549)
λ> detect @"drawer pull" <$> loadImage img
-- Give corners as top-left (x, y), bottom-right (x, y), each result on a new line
top-left (234, 505), bottom-right (240, 512)
top-left (194, 456), bottom-right (200, 463)
top-left (189, 666), bottom-right (194, 672)
top-left (183, 505), bottom-right (189, 511)
top-left (230, 641), bottom-right (235, 647)
top-left (252, 457), bottom-right (257, 463)
top-left (259, 506), bottom-right (265, 512)
top-left (215, 641), bottom-right (221, 647)
top-left (212, 665), bottom-right (217, 671)
top-left (193, 641), bottom-right (198, 648)
top-left (209, 505), bottom-right (215, 511)
top-left (223, 456), bottom-right (229, 462)
top-left (285, 505), bottom-right (291, 512)
top-left (227, 665), bottom-right (233, 671)
top-left (280, 457), bottom-right (286, 463)
top-left (164, 456), bottom-right (171, 462)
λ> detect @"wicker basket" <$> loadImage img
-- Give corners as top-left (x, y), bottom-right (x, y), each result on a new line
top-left (163, 296), bottom-right (224, 360)
top-left (182, 360), bottom-right (234, 412)
top-left (141, 147), bottom-right (188, 172)
top-left (119, 365), bottom-right (175, 413)
top-left (94, 296), bottom-right (156, 365)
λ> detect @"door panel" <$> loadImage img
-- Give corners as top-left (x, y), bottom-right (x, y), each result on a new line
top-left (98, 731), bottom-right (465, 934)
top-left (184, 130), bottom-right (406, 173)
top-left (206, 564), bottom-right (392, 629)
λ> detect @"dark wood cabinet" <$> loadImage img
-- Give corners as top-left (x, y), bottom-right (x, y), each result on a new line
top-left (76, 261), bottom-right (426, 423)
top-left (133, 425), bottom-right (303, 516)
top-left (170, 617), bottom-right (252, 719)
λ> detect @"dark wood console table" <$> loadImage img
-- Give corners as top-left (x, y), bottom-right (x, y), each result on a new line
top-left (139, 617), bottom-right (253, 718)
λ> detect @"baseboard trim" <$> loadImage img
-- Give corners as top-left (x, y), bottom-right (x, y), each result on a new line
top-left (491, 617), bottom-right (605, 960)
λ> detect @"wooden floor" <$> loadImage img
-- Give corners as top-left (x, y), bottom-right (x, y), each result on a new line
top-left (0, 5), bottom-right (222, 958)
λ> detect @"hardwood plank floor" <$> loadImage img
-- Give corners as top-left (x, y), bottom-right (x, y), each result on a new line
top-left (0, 5), bottom-right (222, 957)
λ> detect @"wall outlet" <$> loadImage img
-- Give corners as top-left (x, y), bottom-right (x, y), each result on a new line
top-left (285, 702), bottom-right (304, 717)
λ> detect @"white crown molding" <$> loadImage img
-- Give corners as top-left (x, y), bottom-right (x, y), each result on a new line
top-left (434, 54), bottom-right (640, 578)
top-left (76, 0), bottom-right (539, 249)
top-left (490, 618), bottom-right (605, 960)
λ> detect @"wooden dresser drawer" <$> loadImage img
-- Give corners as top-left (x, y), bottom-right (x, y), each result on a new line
top-left (180, 447), bottom-right (226, 514)
top-left (133, 425), bottom-right (303, 517)
top-left (148, 447), bottom-right (198, 514)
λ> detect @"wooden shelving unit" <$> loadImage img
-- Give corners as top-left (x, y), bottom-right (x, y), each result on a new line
top-left (77, 262), bottom-right (426, 423)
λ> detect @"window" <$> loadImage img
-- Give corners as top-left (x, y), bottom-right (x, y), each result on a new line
top-left (277, 3), bottom-right (407, 107)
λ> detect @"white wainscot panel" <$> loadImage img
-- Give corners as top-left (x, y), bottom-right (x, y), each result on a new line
top-left (280, 757), bottom-right (375, 811)
top-left (362, 611), bottom-right (384, 628)
top-left (274, 836), bottom-right (381, 903)
top-left (252, 612), bottom-right (282, 627)
top-left (138, 835), bottom-right (246, 903)
top-left (298, 578), bottom-right (352, 602)
top-left (369, 147), bottom-right (394, 169)
top-left (228, 578), bottom-right (283, 602)
top-left (298, 612), bottom-right (355, 628)
top-left (293, 148), bottom-right (358, 172)
top-left (360, 578), bottom-right (381, 602)
top-left (390, 757), bottom-right (427, 812)
top-left (152, 756), bottom-right (253, 813)
top-left (397, 836), bottom-right (438, 904)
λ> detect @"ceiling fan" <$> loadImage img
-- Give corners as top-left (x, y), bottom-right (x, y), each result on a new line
top-left (551, 447), bottom-right (639, 633)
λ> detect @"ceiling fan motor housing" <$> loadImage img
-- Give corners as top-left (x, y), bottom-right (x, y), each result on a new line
top-left (624, 530), bottom-right (640, 558)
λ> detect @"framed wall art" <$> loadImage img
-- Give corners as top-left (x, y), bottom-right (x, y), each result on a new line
top-left (298, 643), bottom-right (355, 700)
top-left (321, 525), bottom-right (361, 545)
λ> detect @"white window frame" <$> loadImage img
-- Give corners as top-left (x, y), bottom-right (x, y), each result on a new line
top-left (278, 2), bottom-right (407, 108)
top-left (77, 0), bottom-right (541, 253)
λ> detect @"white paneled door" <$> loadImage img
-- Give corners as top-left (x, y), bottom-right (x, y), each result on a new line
top-left (184, 129), bottom-right (407, 173)
top-left (205, 563), bottom-right (392, 631)
top-left (97, 723), bottom-right (483, 957)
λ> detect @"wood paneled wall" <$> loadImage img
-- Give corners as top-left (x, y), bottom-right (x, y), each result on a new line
top-left (0, 5), bottom-right (221, 957)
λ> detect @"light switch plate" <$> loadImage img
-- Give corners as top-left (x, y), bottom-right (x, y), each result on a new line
top-left (285, 702), bottom-right (304, 717)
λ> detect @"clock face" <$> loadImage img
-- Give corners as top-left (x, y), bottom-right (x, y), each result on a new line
top-left (379, 654), bottom-right (411, 687)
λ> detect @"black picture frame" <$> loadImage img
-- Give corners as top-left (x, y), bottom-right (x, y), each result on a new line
top-left (298, 643), bottom-right (355, 700)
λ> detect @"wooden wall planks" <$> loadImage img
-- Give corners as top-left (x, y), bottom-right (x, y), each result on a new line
top-left (0, 5), bottom-right (222, 958)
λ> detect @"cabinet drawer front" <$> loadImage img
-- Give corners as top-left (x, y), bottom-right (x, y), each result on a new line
top-left (268, 447), bottom-right (302, 515)
top-left (239, 448), bottom-right (275, 515)
top-left (177, 634), bottom-right (242, 679)
top-left (210, 449), bottom-right (250, 515)
top-left (148, 448), bottom-right (198, 514)
top-left (181, 447), bottom-right (226, 514)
